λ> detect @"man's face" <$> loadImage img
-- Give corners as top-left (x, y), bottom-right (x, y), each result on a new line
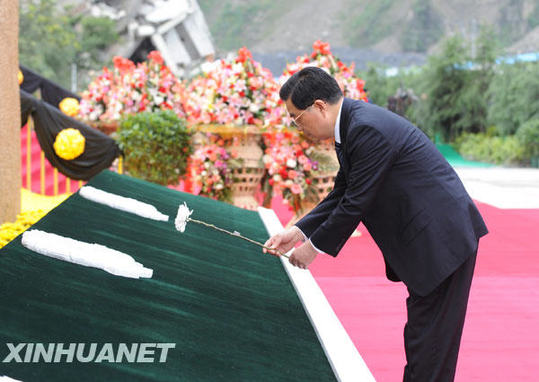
top-left (285, 98), bottom-right (333, 141)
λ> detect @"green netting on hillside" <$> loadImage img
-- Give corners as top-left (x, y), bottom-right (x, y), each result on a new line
top-left (0, 170), bottom-right (336, 382)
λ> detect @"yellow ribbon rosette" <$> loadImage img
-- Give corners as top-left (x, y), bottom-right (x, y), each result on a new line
top-left (18, 70), bottom-right (24, 85)
top-left (59, 97), bottom-right (80, 117)
top-left (54, 128), bottom-right (86, 160)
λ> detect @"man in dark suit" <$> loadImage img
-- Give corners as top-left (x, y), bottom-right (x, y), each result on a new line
top-left (264, 67), bottom-right (488, 381)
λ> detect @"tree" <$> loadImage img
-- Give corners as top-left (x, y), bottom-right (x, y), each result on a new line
top-left (359, 65), bottom-right (393, 107)
top-left (487, 62), bottom-right (539, 135)
top-left (19, 0), bottom-right (119, 90)
top-left (422, 35), bottom-right (470, 142)
top-left (456, 26), bottom-right (498, 136)
top-left (422, 29), bottom-right (498, 142)
top-left (19, 0), bottom-right (79, 88)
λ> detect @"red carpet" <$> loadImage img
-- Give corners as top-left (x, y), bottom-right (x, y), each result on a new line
top-left (271, 197), bottom-right (539, 381)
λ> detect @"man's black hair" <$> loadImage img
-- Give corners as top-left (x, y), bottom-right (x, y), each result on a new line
top-left (279, 66), bottom-right (343, 110)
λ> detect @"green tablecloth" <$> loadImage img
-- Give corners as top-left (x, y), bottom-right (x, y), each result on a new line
top-left (0, 170), bottom-right (336, 381)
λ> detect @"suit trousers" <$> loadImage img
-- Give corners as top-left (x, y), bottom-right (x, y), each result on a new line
top-left (403, 251), bottom-right (477, 382)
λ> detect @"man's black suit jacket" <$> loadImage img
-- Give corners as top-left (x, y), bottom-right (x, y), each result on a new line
top-left (296, 98), bottom-right (488, 296)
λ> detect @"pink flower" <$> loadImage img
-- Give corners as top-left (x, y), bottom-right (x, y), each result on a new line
top-left (291, 183), bottom-right (302, 194)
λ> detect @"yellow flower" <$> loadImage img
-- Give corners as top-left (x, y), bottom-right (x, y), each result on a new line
top-left (18, 70), bottom-right (24, 85)
top-left (59, 97), bottom-right (80, 117)
top-left (54, 128), bottom-right (86, 160)
top-left (0, 210), bottom-right (47, 248)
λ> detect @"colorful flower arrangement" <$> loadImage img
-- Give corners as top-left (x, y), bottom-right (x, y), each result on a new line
top-left (72, 42), bottom-right (368, 212)
top-left (262, 131), bottom-right (321, 211)
top-left (183, 47), bottom-right (285, 128)
top-left (259, 40), bottom-right (364, 212)
top-left (280, 40), bottom-right (368, 102)
top-left (79, 51), bottom-right (185, 123)
top-left (190, 136), bottom-right (243, 202)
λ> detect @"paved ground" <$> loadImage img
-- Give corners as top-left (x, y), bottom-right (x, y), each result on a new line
top-left (455, 167), bottom-right (539, 209)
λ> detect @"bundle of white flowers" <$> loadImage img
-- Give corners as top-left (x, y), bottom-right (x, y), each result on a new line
top-left (21, 230), bottom-right (153, 279)
top-left (80, 186), bottom-right (168, 221)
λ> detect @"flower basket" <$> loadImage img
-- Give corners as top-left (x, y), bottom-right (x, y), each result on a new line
top-left (194, 124), bottom-right (264, 210)
top-left (89, 120), bottom-right (119, 136)
top-left (286, 142), bottom-right (360, 237)
top-left (286, 143), bottom-right (339, 227)
top-left (311, 139), bottom-right (339, 198)
top-left (262, 131), bottom-right (338, 222)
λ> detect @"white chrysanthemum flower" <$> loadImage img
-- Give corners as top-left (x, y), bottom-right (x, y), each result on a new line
top-left (175, 202), bottom-right (193, 232)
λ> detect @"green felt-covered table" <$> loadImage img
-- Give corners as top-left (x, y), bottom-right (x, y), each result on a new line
top-left (0, 170), bottom-right (337, 381)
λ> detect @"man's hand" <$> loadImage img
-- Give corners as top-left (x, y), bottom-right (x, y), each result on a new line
top-left (289, 241), bottom-right (319, 269)
top-left (263, 226), bottom-right (304, 257)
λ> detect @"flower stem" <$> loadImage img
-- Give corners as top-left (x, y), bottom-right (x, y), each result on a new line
top-left (187, 218), bottom-right (290, 258)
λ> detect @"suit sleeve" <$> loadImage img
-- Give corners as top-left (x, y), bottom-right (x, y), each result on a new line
top-left (309, 125), bottom-right (397, 256)
top-left (295, 166), bottom-right (347, 237)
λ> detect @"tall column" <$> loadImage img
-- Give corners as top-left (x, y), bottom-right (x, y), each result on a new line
top-left (0, 0), bottom-right (21, 224)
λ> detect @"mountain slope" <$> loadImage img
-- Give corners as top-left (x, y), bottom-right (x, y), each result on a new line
top-left (199, 0), bottom-right (539, 55)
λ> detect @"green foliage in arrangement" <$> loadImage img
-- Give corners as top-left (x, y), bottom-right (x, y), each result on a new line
top-left (117, 111), bottom-right (192, 186)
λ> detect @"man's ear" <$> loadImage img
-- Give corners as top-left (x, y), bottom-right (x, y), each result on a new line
top-left (313, 99), bottom-right (329, 118)
top-left (313, 99), bottom-right (329, 114)
top-left (313, 99), bottom-right (326, 110)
